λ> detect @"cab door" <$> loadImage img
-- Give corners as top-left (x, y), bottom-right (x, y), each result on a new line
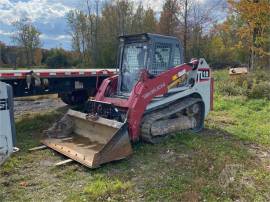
top-left (0, 82), bottom-right (15, 165)
top-left (119, 43), bottom-right (149, 93)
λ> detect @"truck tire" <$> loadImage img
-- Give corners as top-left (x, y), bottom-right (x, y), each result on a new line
top-left (59, 90), bottom-right (89, 106)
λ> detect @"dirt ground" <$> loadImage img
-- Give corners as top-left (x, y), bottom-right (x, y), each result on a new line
top-left (14, 96), bottom-right (66, 117)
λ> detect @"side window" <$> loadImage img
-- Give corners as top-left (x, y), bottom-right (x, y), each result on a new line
top-left (173, 45), bottom-right (182, 66)
top-left (151, 43), bottom-right (172, 75)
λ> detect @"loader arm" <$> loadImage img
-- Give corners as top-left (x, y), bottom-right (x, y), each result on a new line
top-left (95, 62), bottom-right (195, 141)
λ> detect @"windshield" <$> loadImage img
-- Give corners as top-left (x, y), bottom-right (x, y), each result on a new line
top-left (120, 43), bottom-right (148, 92)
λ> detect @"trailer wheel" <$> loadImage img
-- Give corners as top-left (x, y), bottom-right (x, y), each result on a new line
top-left (59, 90), bottom-right (89, 106)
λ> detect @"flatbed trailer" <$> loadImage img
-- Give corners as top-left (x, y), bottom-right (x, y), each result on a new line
top-left (0, 68), bottom-right (116, 105)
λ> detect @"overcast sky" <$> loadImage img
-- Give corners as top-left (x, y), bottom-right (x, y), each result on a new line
top-left (0, 0), bottom-right (225, 50)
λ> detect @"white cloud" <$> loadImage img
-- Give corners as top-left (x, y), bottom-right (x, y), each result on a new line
top-left (133, 0), bottom-right (164, 12)
top-left (0, 0), bottom-right (73, 25)
top-left (0, 0), bottom-right (164, 26)
top-left (0, 30), bottom-right (13, 36)
top-left (40, 34), bottom-right (71, 41)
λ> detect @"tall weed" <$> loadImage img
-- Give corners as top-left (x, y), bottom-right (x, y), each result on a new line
top-left (215, 69), bottom-right (270, 100)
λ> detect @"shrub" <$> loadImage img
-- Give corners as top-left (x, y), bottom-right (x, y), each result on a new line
top-left (231, 75), bottom-right (249, 87)
top-left (215, 69), bottom-right (270, 100)
top-left (45, 48), bottom-right (74, 68)
top-left (247, 82), bottom-right (270, 100)
top-left (218, 81), bottom-right (247, 96)
top-left (46, 52), bottom-right (69, 68)
top-left (251, 70), bottom-right (270, 83)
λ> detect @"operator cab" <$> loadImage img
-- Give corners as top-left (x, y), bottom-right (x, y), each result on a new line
top-left (117, 33), bottom-right (184, 94)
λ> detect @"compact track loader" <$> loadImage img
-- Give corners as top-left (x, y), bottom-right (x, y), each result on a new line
top-left (43, 33), bottom-right (214, 168)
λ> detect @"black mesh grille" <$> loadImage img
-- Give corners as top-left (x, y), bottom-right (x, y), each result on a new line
top-left (123, 45), bottom-right (145, 73)
top-left (120, 43), bottom-right (147, 92)
top-left (173, 45), bottom-right (182, 66)
top-left (150, 43), bottom-right (172, 75)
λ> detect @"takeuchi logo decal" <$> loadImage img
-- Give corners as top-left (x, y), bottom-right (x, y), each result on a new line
top-left (0, 99), bottom-right (9, 111)
top-left (142, 83), bottom-right (166, 99)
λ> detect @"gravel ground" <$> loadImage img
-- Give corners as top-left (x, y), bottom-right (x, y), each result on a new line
top-left (14, 98), bottom-right (66, 117)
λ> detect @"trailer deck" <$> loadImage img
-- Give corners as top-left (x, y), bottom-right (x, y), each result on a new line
top-left (0, 68), bottom-right (117, 105)
top-left (0, 69), bottom-right (116, 80)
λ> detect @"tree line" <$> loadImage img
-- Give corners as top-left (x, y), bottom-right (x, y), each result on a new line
top-left (0, 0), bottom-right (269, 69)
top-left (0, 41), bottom-right (79, 68)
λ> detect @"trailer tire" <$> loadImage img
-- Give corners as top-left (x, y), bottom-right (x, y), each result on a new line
top-left (59, 90), bottom-right (89, 106)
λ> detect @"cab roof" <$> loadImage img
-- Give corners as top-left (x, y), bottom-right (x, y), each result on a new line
top-left (119, 33), bottom-right (182, 46)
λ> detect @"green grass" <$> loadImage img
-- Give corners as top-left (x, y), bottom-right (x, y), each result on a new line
top-left (83, 175), bottom-right (131, 200)
top-left (1, 70), bottom-right (270, 201)
top-left (1, 108), bottom-right (65, 174)
top-left (63, 174), bottom-right (132, 201)
top-left (209, 70), bottom-right (270, 145)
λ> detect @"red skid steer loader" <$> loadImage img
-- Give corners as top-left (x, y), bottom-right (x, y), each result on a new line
top-left (43, 33), bottom-right (214, 168)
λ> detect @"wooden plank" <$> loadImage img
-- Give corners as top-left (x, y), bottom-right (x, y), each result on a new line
top-left (28, 145), bottom-right (47, 151)
top-left (54, 159), bottom-right (74, 166)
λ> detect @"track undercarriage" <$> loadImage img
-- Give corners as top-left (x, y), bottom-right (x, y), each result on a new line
top-left (141, 97), bottom-right (204, 143)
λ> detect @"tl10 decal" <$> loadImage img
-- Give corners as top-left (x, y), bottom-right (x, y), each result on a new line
top-left (198, 69), bottom-right (210, 81)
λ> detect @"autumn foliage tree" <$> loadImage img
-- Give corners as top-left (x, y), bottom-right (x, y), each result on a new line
top-left (12, 18), bottom-right (42, 66)
top-left (33, 48), bottom-right (43, 66)
top-left (228, 0), bottom-right (270, 69)
top-left (159, 0), bottom-right (179, 36)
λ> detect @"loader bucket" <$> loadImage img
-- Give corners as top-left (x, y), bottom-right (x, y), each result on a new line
top-left (42, 109), bottom-right (132, 168)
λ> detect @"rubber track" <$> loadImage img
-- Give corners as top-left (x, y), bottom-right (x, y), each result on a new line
top-left (141, 97), bottom-right (201, 143)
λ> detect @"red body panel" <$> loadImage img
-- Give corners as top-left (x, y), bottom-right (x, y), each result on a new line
top-left (210, 78), bottom-right (214, 111)
top-left (95, 63), bottom-right (193, 141)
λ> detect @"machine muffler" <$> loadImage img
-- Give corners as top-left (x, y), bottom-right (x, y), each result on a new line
top-left (42, 109), bottom-right (132, 168)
